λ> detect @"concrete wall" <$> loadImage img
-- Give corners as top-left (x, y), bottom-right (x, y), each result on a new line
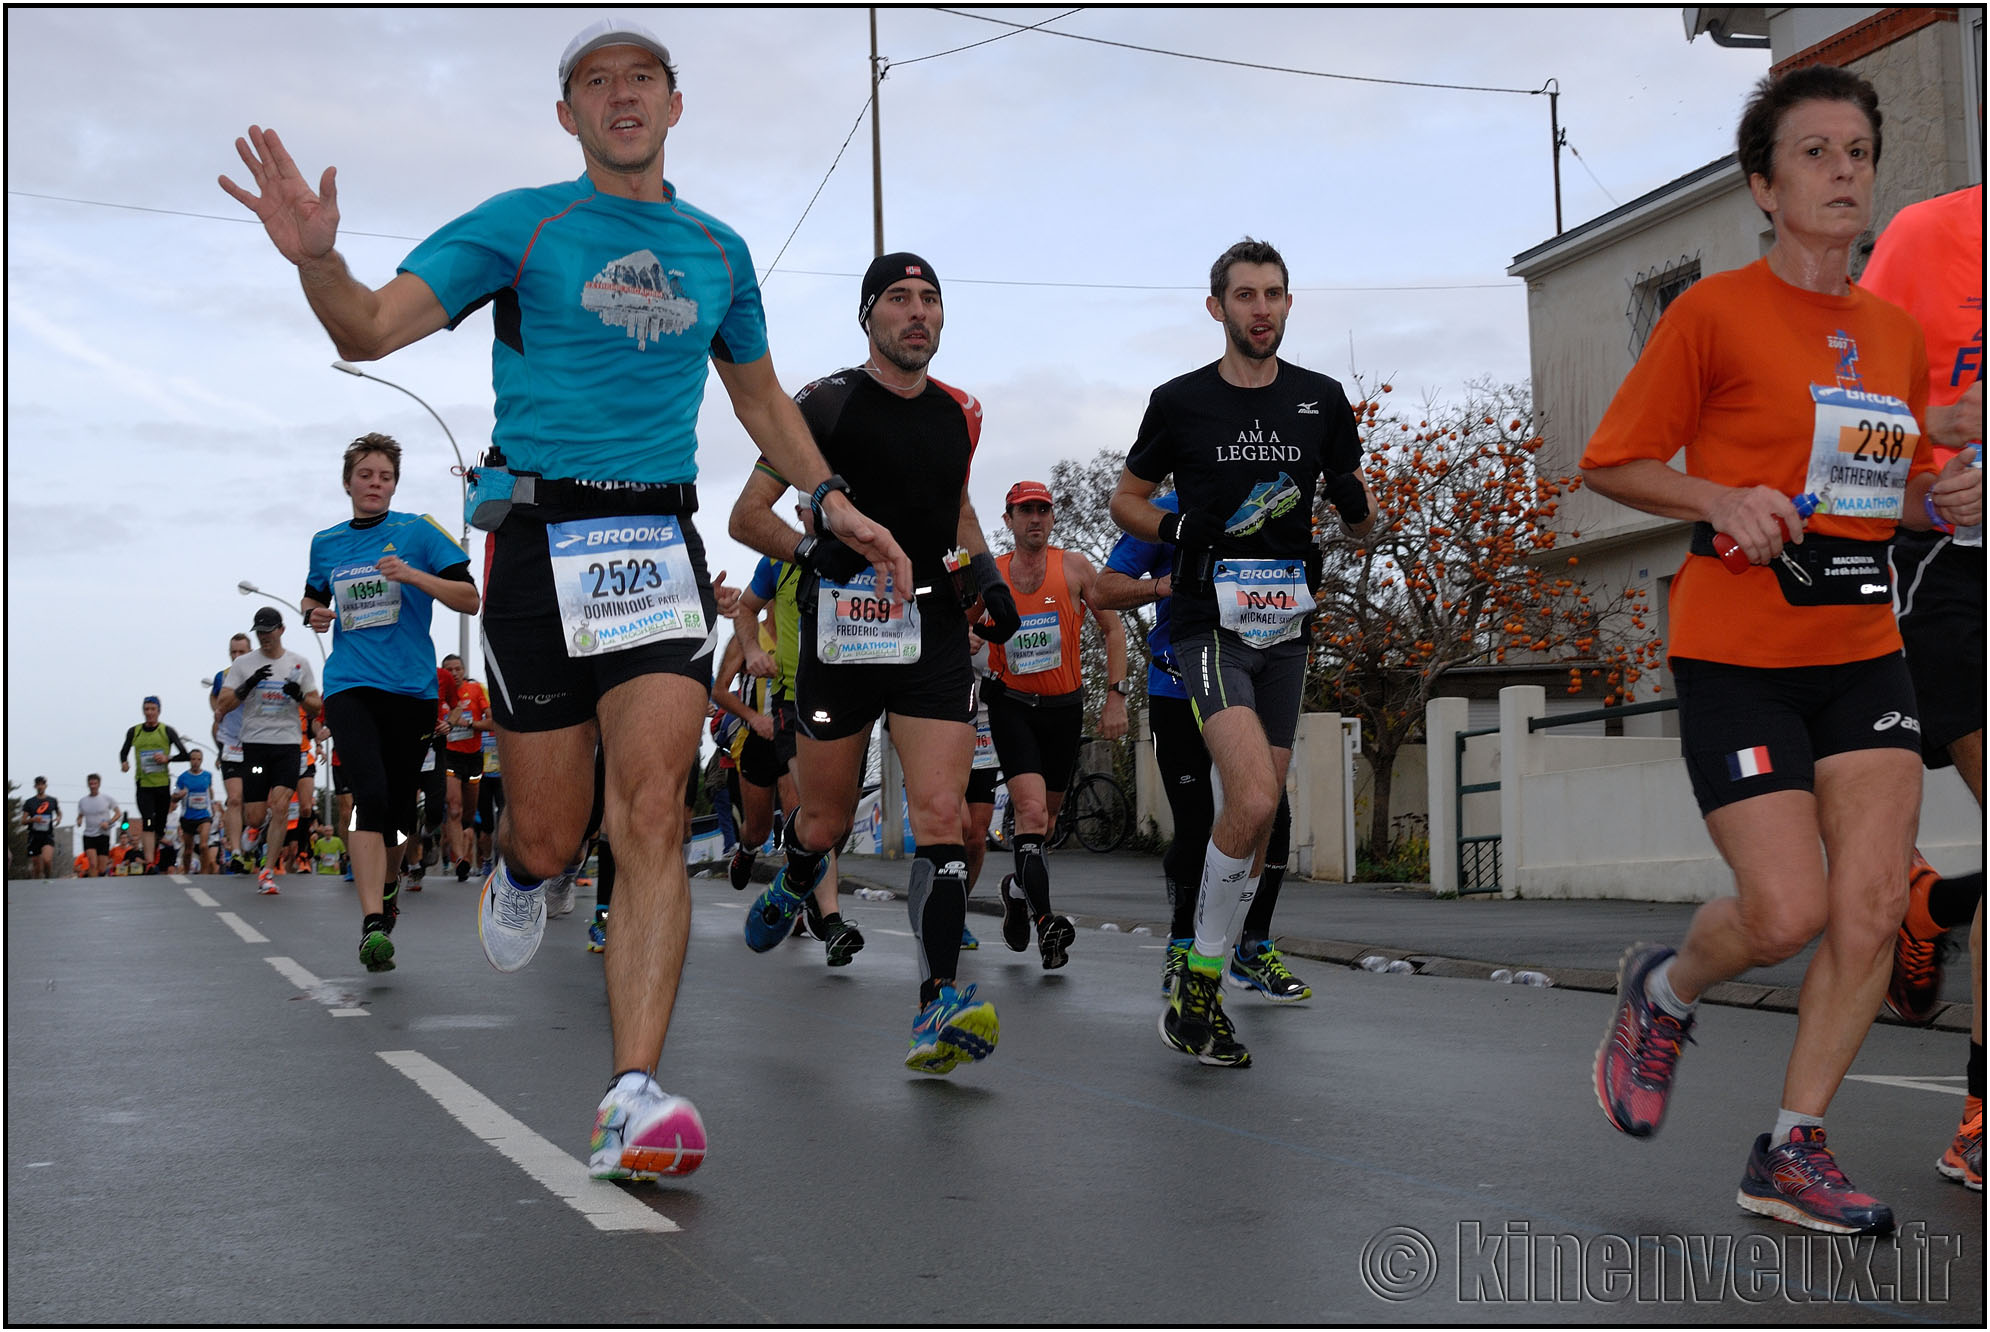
top-left (1429, 686), bottom-right (1983, 901)
top-left (1133, 707), bottom-right (1362, 882)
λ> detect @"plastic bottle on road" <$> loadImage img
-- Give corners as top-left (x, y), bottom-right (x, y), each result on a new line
top-left (1490, 968), bottom-right (1514, 983)
top-left (1515, 970), bottom-right (1553, 987)
top-left (1385, 960), bottom-right (1414, 974)
top-left (1358, 955), bottom-right (1391, 972)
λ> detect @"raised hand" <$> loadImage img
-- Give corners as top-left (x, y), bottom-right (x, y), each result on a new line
top-left (217, 126), bottom-right (341, 266)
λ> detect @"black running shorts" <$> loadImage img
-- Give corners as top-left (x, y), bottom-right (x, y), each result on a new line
top-left (324, 687), bottom-right (435, 838)
top-left (738, 729), bottom-right (781, 789)
top-left (795, 592), bottom-right (973, 742)
top-left (1892, 531), bottom-right (1984, 770)
top-left (1674, 653), bottom-right (1923, 816)
top-left (134, 786), bottom-right (171, 837)
top-left (240, 744), bottom-right (301, 805)
top-left (965, 765), bottom-right (999, 805)
top-left (1174, 630), bottom-right (1308, 750)
top-left (482, 507), bottom-right (720, 733)
top-left (984, 686), bottom-right (1083, 792)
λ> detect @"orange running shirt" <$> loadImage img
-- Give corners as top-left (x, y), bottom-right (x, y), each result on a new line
top-left (990, 548), bottom-right (1084, 696)
top-left (446, 681), bottom-right (490, 754)
top-left (1859, 184), bottom-right (1984, 464)
top-left (1582, 259), bottom-right (1932, 668)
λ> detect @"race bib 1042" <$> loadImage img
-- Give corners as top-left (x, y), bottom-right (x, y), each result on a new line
top-left (1214, 558), bottom-right (1316, 648)
top-left (547, 516), bottom-right (706, 658)
top-left (817, 571), bottom-right (921, 665)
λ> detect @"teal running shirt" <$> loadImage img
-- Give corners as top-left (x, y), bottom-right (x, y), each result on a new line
top-left (400, 175), bottom-right (769, 484)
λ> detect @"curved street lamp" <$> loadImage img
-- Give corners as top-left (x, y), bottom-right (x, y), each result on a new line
top-left (237, 579), bottom-right (325, 665)
top-left (331, 361), bottom-right (473, 668)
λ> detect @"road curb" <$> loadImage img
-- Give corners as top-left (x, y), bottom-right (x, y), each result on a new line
top-left (822, 871), bottom-right (1975, 1036)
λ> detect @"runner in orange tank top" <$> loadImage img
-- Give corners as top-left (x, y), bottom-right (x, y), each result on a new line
top-left (982, 480), bottom-right (1129, 968)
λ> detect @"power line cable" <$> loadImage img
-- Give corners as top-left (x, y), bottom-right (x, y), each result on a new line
top-left (6, 189), bottom-right (421, 242)
top-left (772, 268), bottom-right (1515, 293)
top-left (9, 190), bottom-right (1515, 292)
top-left (891, 6), bottom-right (1085, 67)
top-left (758, 95), bottom-right (875, 282)
top-left (932, 7), bottom-right (1543, 96)
top-left (1563, 141), bottom-right (1620, 206)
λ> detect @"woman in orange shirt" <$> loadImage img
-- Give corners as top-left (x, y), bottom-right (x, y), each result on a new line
top-left (1582, 65), bottom-right (1981, 1237)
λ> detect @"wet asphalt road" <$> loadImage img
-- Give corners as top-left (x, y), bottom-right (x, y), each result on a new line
top-left (6, 870), bottom-right (1981, 1325)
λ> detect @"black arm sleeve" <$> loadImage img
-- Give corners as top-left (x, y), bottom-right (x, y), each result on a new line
top-left (304, 583), bottom-right (333, 606)
top-left (166, 726), bottom-right (193, 762)
top-left (120, 726), bottom-right (136, 762)
top-left (435, 562), bottom-right (474, 585)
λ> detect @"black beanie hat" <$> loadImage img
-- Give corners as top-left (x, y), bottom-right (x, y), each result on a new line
top-left (858, 252), bottom-right (941, 327)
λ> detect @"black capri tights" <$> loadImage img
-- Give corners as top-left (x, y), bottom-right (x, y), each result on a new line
top-left (323, 687), bottom-right (438, 839)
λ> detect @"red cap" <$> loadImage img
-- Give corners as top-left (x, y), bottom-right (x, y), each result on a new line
top-left (1005, 480), bottom-right (1053, 509)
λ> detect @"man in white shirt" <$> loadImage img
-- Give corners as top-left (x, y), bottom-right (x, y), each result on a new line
top-left (214, 607), bottom-right (322, 893)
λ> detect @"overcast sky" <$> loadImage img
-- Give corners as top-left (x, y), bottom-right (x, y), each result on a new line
top-left (3, 7), bottom-right (1770, 813)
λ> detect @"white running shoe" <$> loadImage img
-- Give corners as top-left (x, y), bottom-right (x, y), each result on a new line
top-left (479, 864), bottom-right (546, 972)
top-left (589, 1074), bottom-right (706, 1180)
top-left (546, 871), bottom-right (577, 919)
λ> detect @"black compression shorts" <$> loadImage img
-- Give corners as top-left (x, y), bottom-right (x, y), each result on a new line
top-left (1892, 532), bottom-right (1984, 769)
top-left (482, 506), bottom-right (720, 733)
top-left (795, 593), bottom-right (974, 742)
top-left (1674, 653), bottom-right (1923, 816)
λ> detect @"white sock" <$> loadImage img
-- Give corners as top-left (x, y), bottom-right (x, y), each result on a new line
top-left (1192, 842), bottom-right (1256, 962)
top-left (1771, 1107), bottom-right (1823, 1144)
top-left (1645, 957), bottom-right (1696, 1020)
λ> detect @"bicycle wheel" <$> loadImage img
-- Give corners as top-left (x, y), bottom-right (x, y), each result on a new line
top-left (1068, 773), bottom-right (1130, 853)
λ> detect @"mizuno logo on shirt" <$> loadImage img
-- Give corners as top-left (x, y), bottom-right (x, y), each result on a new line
top-left (1296, 402), bottom-right (1319, 414)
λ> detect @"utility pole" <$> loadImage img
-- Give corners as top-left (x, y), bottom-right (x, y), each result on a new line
top-left (870, 8), bottom-right (885, 258)
top-left (1545, 78), bottom-right (1564, 235)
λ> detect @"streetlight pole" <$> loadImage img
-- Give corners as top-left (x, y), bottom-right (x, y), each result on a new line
top-left (331, 361), bottom-right (473, 669)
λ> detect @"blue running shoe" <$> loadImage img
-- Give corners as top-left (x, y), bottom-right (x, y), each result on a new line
top-left (745, 859), bottom-right (826, 953)
top-left (905, 984), bottom-right (1000, 1076)
top-left (587, 914), bottom-right (607, 954)
top-left (960, 924), bottom-right (980, 951)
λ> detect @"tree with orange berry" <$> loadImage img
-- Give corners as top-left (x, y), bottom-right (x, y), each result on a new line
top-left (1308, 377), bottom-right (1664, 856)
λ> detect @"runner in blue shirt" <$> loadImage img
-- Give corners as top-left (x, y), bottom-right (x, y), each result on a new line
top-left (303, 434), bottom-right (480, 974)
top-left (1097, 492), bottom-right (1311, 1005)
top-left (171, 751), bottom-right (220, 875)
top-left (221, 18), bottom-right (910, 1183)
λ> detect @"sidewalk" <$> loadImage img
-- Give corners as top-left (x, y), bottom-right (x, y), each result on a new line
top-left (784, 848), bottom-right (1976, 1033)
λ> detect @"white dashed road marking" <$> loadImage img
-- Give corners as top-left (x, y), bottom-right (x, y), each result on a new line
top-left (377, 1050), bottom-right (678, 1233)
top-left (184, 886), bottom-right (218, 908)
top-left (1845, 1074), bottom-right (1969, 1097)
top-left (218, 912), bottom-right (269, 944)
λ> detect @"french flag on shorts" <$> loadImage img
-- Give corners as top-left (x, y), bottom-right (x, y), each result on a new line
top-left (1726, 745), bottom-right (1774, 781)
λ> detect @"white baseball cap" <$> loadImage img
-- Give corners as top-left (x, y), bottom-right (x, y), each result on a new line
top-left (559, 18), bottom-right (673, 94)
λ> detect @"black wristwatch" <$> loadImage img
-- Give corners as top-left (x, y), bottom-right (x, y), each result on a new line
top-left (1109, 680), bottom-right (1130, 697)
top-left (809, 475), bottom-right (851, 529)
